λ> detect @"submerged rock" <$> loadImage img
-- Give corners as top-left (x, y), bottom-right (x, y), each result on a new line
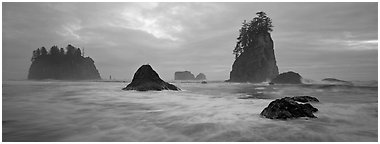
top-left (322, 78), bottom-right (353, 85)
top-left (123, 65), bottom-right (180, 91)
top-left (270, 71), bottom-right (302, 84)
top-left (228, 33), bottom-right (279, 83)
top-left (260, 96), bottom-right (319, 120)
top-left (291, 96), bottom-right (319, 103)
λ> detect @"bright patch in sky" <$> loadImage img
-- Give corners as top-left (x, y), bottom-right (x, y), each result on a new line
top-left (320, 39), bottom-right (378, 50)
top-left (58, 23), bottom-right (81, 40)
top-left (120, 3), bottom-right (183, 41)
top-left (345, 40), bottom-right (378, 50)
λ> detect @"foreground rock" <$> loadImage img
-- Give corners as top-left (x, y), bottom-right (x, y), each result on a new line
top-left (270, 71), bottom-right (302, 84)
top-left (123, 65), bottom-right (180, 91)
top-left (260, 96), bottom-right (319, 120)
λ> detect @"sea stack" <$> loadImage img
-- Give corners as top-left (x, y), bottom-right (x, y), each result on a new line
top-left (174, 71), bottom-right (195, 80)
top-left (174, 71), bottom-right (207, 80)
top-left (195, 73), bottom-right (206, 80)
top-left (28, 45), bottom-right (101, 80)
top-left (123, 65), bottom-right (180, 91)
top-left (228, 12), bottom-right (279, 83)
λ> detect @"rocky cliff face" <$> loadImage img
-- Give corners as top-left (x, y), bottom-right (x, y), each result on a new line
top-left (28, 56), bottom-right (101, 80)
top-left (229, 33), bottom-right (279, 83)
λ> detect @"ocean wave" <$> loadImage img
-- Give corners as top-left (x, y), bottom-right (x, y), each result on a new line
top-left (2, 80), bottom-right (377, 142)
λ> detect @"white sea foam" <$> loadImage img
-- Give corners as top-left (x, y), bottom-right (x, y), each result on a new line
top-left (2, 80), bottom-right (378, 142)
top-left (255, 87), bottom-right (266, 90)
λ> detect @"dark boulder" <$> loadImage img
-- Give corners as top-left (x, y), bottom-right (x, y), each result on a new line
top-left (270, 71), bottom-right (302, 84)
top-left (260, 96), bottom-right (319, 120)
top-left (123, 65), bottom-right (180, 91)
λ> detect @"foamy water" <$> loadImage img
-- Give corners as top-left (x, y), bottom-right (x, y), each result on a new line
top-left (2, 80), bottom-right (378, 141)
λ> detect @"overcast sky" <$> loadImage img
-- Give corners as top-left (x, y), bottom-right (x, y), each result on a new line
top-left (3, 2), bottom-right (378, 81)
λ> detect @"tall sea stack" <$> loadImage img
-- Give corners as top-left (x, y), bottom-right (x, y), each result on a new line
top-left (28, 44), bottom-right (101, 80)
top-left (228, 12), bottom-right (279, 83)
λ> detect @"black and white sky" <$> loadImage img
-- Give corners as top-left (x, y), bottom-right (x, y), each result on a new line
top-left (2, 2), bottom-right (378, 81)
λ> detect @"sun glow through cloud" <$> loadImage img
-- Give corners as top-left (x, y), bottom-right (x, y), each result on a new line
top-left (320, 39), bottom-right (378, 50)
top-left (345, 40), bottom-right (378, 50)
top-left (120, 3), bottom-right (183, 41)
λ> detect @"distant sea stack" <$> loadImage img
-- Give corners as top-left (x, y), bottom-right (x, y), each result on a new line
top-left (28, 44), bottom-right (101, 80)
top-left (174, 71), bottom-right (195, 80)
top-left (174, 71), bottom-right (206, 80)
top-left (195, 73), bottom-right (206, 80)
top-left (123, 65), bottom-right (180, 91)
top-left (228, 12), bottom-right (279, 83)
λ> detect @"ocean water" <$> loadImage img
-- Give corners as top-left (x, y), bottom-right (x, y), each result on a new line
top-left (2, 80), bottom-right (378, 142)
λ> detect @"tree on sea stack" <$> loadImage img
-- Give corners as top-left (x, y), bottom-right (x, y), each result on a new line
top-left (233, 11), bottom-right (273, 59)
top-left (40, 47), bottom-right (48, 56)
top-left (49, 46), bottom-right (60, 56)
top-left (228, 11), bottom-right (279, 83)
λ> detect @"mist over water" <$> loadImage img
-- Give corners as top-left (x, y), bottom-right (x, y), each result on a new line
top-left (2, 80), bottom-right (378, 142)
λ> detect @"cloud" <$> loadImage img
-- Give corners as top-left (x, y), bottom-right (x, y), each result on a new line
top-left (119, 3), bottom-right (182, 41)
top-left (319, 39), bottom-right (378, 51)
top-left (113, 3), bottom-right (226, 42)
top-left (345, 40), bottom-right (378, 50)
top-left (57, 21), bottom-right (82, 40)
